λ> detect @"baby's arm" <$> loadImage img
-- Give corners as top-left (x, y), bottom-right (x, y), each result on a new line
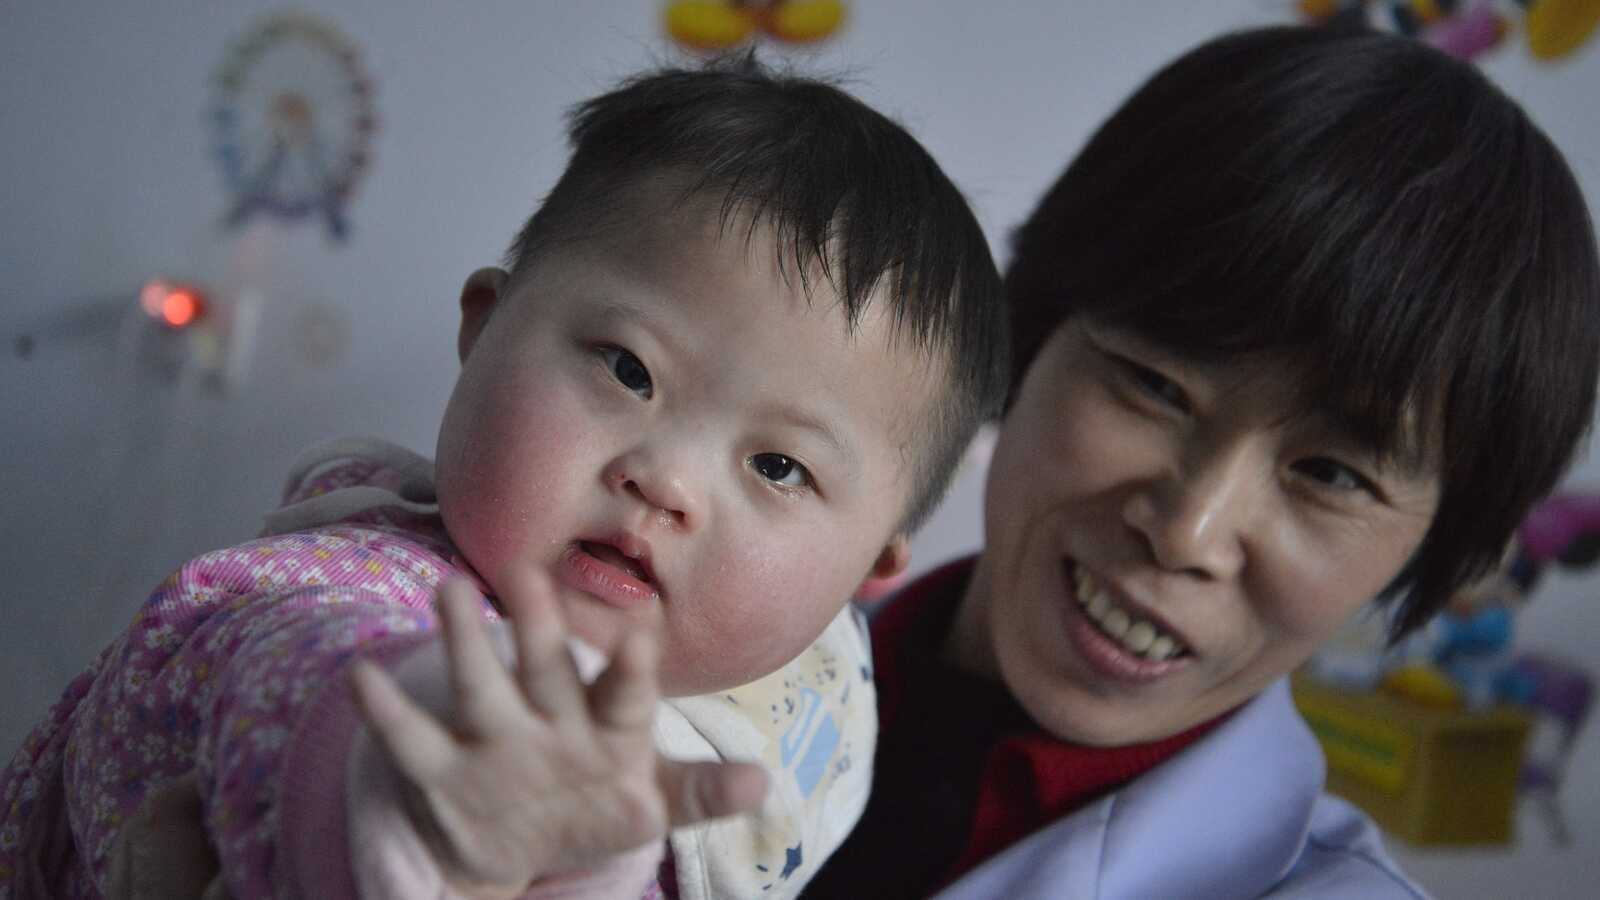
top-left (348, 570), bottom-right (767, 900)
top-left (38, 563), bottom-right (441, 897)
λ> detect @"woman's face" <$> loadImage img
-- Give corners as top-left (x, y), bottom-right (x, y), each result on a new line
top-left (964, 318), bottom-right (1440, 745)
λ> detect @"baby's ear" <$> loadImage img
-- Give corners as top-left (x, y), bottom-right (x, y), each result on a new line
top-left (871, 535), bottom-right (912, 580)
top-left (457, 267), bottom-right (509, 362)
top-left (855, 537), bottom-right (912, 604)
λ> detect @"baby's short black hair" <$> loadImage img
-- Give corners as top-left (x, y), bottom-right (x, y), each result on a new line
top-left (1004, 25), bottom-right (1600, 637)
top-left (506, 54), bottom-right (1008, 534)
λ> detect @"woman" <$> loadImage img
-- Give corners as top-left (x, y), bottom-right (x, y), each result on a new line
top-left (805, 24), bottom-right (1600, 899)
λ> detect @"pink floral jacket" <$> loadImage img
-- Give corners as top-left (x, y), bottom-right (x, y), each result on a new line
top-left (0, 447), bottom-right (661, 900)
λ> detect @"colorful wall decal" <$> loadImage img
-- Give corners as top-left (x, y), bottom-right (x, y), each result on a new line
top-left (664, 1), bottom-right (848, 52)
top-left (1526, 0), bottom-right (1600, 59)
top-left (1295, 0), bottom-right (1600, 62)
top-left (210, 12), bottom-right (377, 240)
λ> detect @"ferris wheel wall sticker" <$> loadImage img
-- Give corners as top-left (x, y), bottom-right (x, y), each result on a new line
top-left (664, 1), bottom-right (848, 52)
top-left (210, 12), bottom-right (377, 241)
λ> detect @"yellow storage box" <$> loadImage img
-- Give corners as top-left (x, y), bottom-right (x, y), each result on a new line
top-left (1291, 673), bottom-right (1532, 845)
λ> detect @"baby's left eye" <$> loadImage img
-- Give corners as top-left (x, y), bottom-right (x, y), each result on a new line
top-left (750, 453), bottom-right (811, 489)
top-left (600, 346), bottom-right (653, 399)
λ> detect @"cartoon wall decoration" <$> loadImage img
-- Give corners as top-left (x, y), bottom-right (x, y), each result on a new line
top-left (210, 12), bottom-right (377, 240)
top-left (1296, 0), bottom-right (1600, 62)
top-left (664, 1), bottom-right (848, 52)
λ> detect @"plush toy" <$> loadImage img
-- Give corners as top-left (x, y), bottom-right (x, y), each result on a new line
top-left (1427, 547), bottom-right (1538, 708)
top-left (1421, 491), bottom-right (1600, 708)
top-left (1316, 491), bottom-right (1600, 707)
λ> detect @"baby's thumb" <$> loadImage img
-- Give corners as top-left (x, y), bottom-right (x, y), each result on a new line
top-left (657, 759), bottom-right (768, 828)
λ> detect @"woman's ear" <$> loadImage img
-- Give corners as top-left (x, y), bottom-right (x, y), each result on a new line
top-left (457, 267), bottom-right (509, 363)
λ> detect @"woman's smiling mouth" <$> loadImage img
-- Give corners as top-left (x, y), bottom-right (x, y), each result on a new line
top-left (1062, 561), bottom-right (1192, 681)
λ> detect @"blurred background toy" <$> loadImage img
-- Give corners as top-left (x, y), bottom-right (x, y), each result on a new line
top-left (1394, 492), bottom-right (1600, 708)
top-left (1310, 491), bottom-right (1600, 712)
top-left (1510, 653), bottom-right (1595, 844)
top-left (1424, 546), bottom-right (1540, 709)
top-left (1295, 0), bottom-right (1600, 62)
top-left (1302, 491), bottom-right (1600, 845)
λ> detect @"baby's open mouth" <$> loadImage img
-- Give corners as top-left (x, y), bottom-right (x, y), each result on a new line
top-left (1072, 564), bottom-right (1189, 662)
top-left (580, 540), bottom-right (653, 584)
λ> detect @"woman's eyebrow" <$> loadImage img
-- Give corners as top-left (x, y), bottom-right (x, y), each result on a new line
top-left (1319, 410), bottom-right (1436, 478)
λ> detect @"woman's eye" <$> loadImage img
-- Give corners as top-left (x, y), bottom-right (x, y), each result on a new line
top-left (1294, 457), bottom-right (1374, 495)
top-left (600, 346), bottom-right (652, 399)
top-left (750, 453), bottom-right (811, 489)
top-left (1123, 360), bottom-right (1190, 412)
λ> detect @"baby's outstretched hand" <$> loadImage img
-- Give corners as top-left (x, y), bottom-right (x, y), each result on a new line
top-left (349, 570), bottom-right (768, 900)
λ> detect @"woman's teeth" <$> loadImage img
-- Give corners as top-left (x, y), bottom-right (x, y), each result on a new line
top-left (1074, 566), bottom-right (1185, 661)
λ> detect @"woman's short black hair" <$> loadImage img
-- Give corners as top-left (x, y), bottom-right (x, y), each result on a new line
top-left (1005, 25), bottom-right (1600, 637)
top-left (506, 53), bottom-right (1009, 534)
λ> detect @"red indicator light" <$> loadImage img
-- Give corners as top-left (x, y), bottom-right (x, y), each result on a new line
top-left (140, 279), bottom-right (207, 329)
top-left (163, 290), bottom-right (201, 328)
top-left (140, 279), bottom-right (173, 317)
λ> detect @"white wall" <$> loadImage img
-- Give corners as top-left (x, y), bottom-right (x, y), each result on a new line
top-left (4, 2), bottom-right (1598, 896)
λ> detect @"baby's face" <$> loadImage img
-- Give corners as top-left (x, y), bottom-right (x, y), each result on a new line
top-left (436, 182), bottom-right (940, 696)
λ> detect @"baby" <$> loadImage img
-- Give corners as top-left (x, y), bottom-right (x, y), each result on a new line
top-left (0, 57), bottom-right (1008, 900)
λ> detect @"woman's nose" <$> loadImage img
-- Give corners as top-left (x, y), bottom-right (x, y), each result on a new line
top-left (1122, 447), bottom-right (1254, 580)
top-left (601, 449), bottom-right (699, 529)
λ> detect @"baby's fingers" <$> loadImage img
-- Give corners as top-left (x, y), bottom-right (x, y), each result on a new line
top-left (588, 625), bottom-right (662, 734)
top-left (437, 578), bottom-right (522, 732)
top-left (657, 759), bottom-right (769, 829)
top-left (349, 658), bottom-right (457, 782)
top-left (497, 566), bottom-right (586, 724)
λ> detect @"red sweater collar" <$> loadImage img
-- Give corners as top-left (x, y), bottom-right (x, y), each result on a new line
top-left (869, 556), bottom-right (1226, 886)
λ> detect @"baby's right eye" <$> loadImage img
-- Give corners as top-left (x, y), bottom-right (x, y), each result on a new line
top-left (750, 453), bottom-right (812, 490)
top-left (600, 346), bottom-right (653, 399)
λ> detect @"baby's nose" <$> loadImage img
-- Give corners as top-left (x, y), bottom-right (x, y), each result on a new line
top-left (603, 455), bottom-right (696, 529)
